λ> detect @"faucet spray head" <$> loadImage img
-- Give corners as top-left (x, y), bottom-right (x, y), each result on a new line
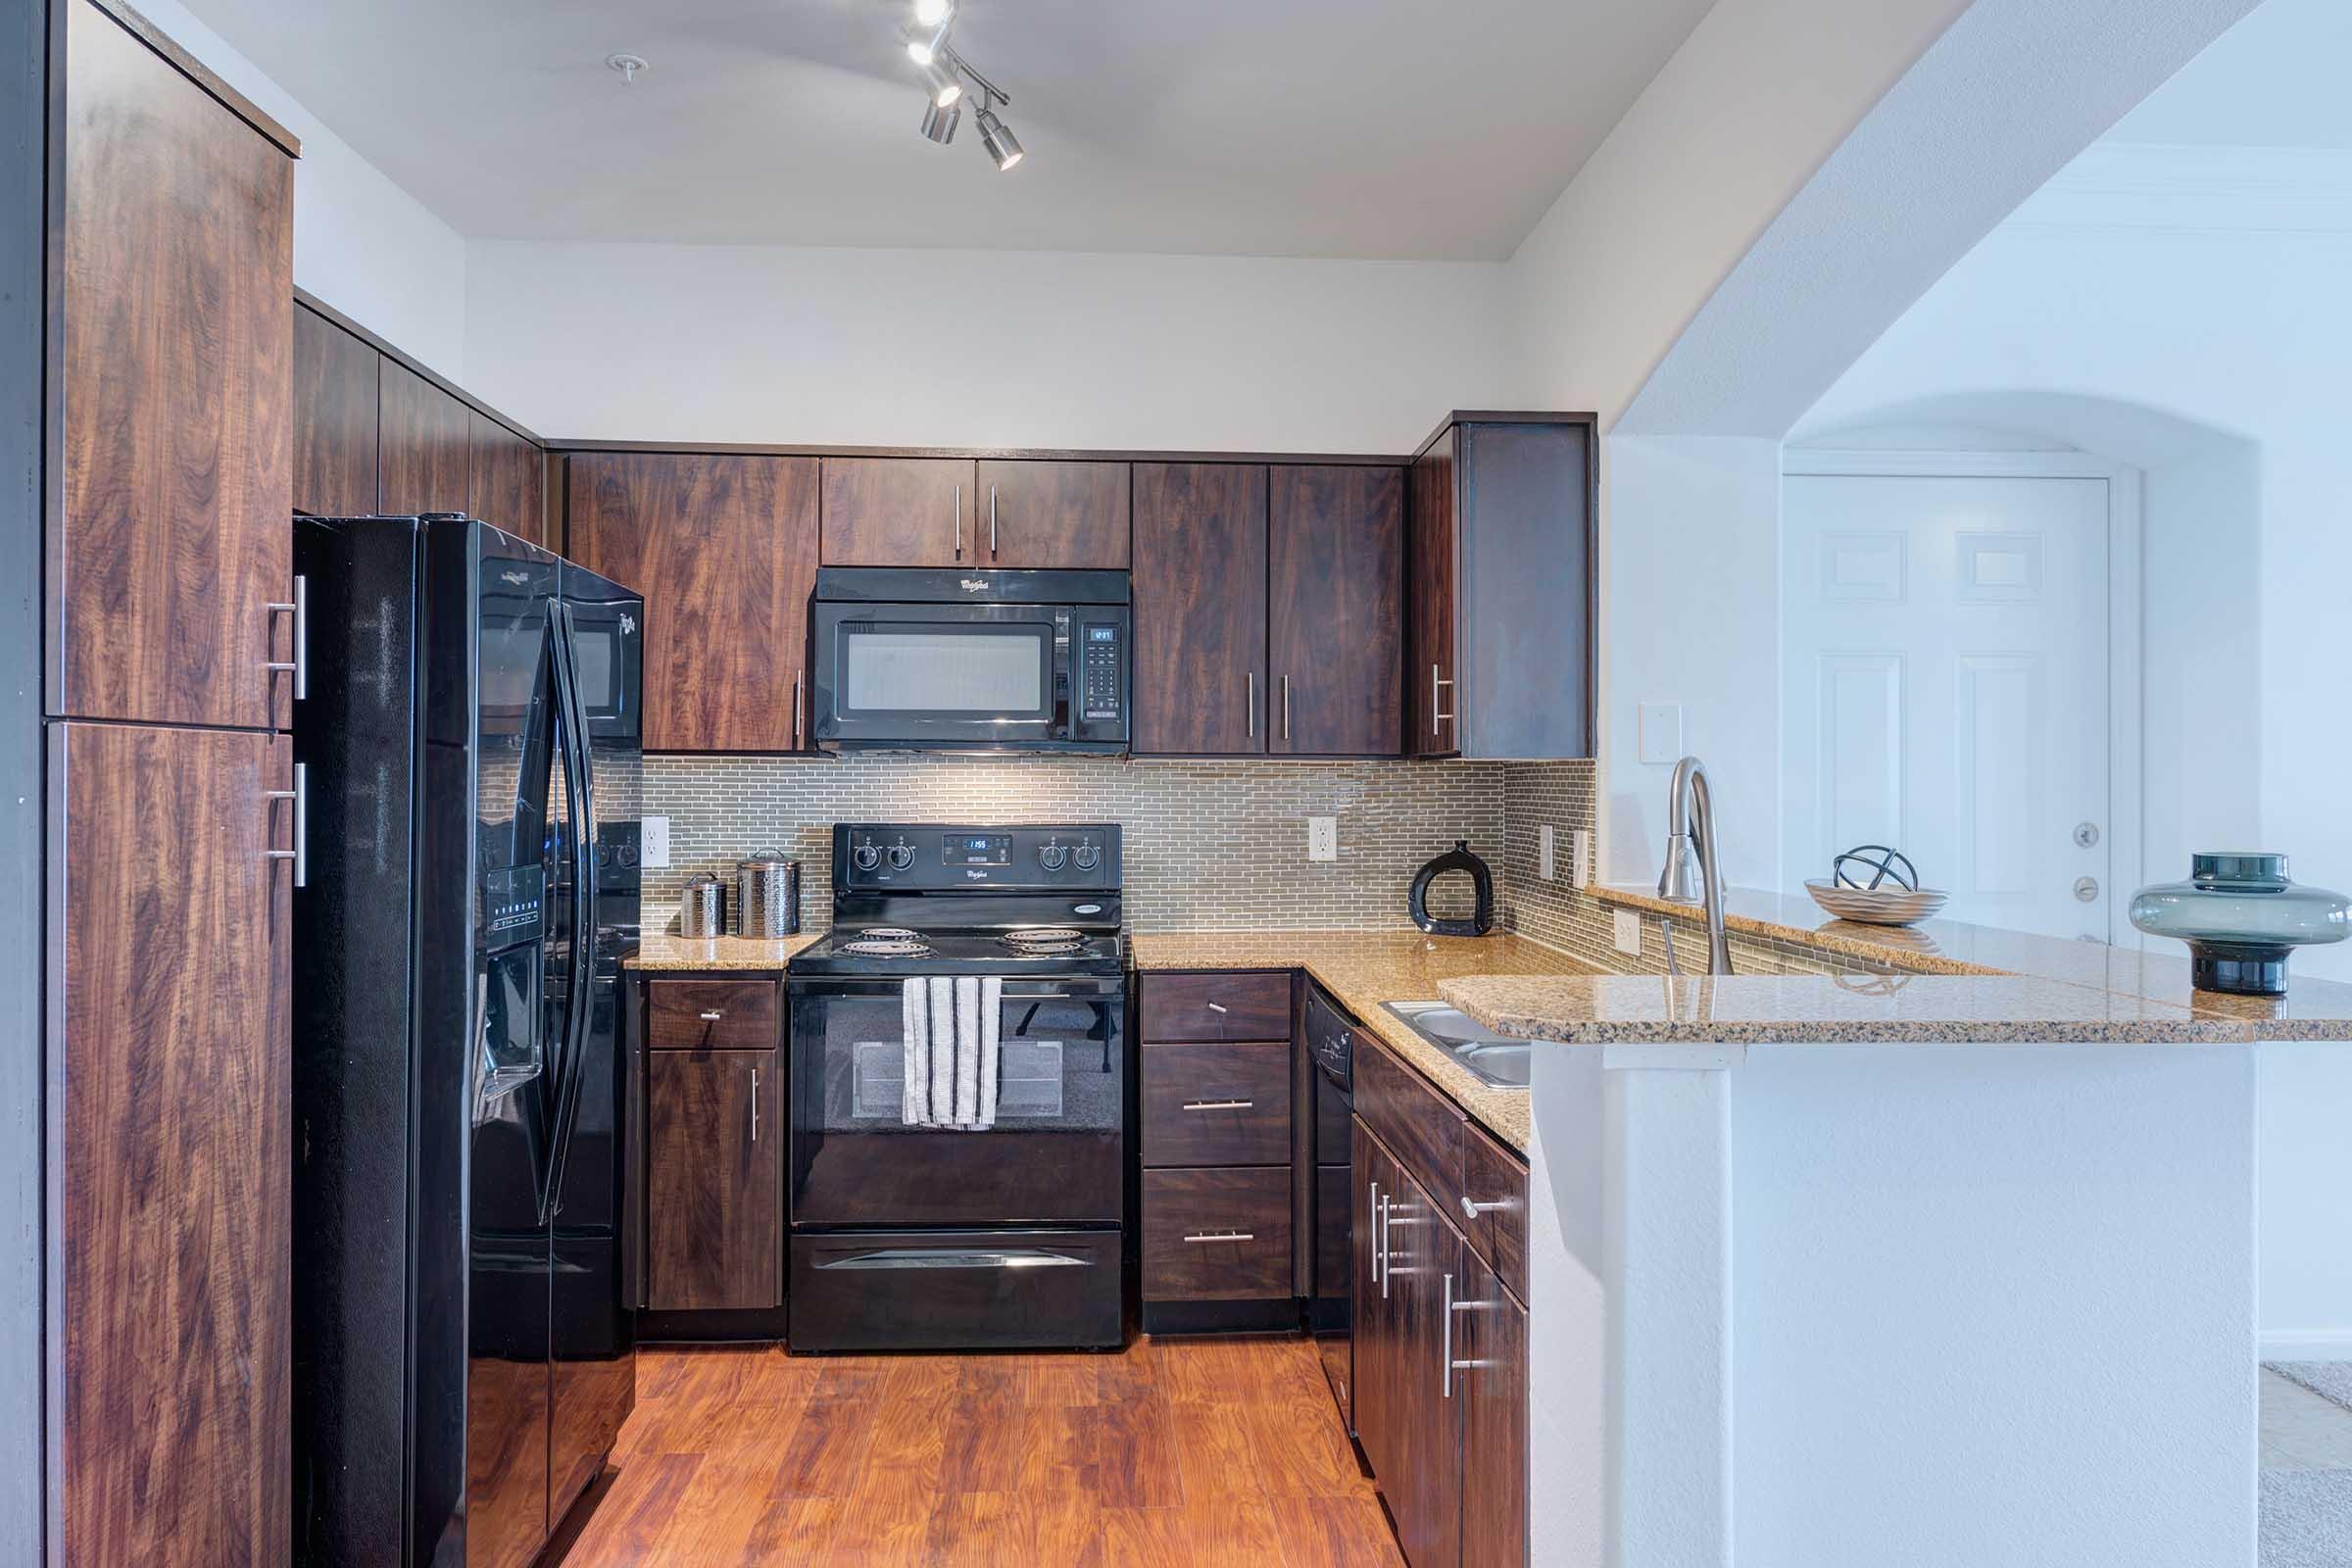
top-left (1658, 833), bottom-right (1702, 903)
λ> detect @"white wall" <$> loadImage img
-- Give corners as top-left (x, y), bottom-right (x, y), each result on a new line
top-left (463, 242), bottom-right (1511, 453)
top-left (135, 0), bottom-right (468, 378)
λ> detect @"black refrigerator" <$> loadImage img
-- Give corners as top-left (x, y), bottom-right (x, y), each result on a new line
top-left (290, 515), bottom-right (644, 1568)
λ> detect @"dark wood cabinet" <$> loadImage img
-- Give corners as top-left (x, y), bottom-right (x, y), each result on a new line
top-left (1384, 1159), bottom-right (1466, 1568)
top-left (57, 0), bottom-right (292, 731)
top-left (1140, 1167), bottom-right (1293, 1300)
top-left (1138, 968), bottom-right (1292, 1043)
top-left (377, 358), bottom-right (470, 516)
top-left (1132, 463), bottom-right (1268, 754)
top-left (976, 459), bottom-right (1130, 567)
top-left (1458, 1252), bottom-right (1530, 1568)
top-left (819, 456), bottom-right (974, 566)
top-left (568, 452), bottom-right (820, 752)
top-left (53, 719), bottom-right (290, 1565)
top-left (1409, 415), bottom-right (1594, 760)
top-left (468, 410), bottom-right (544, 547)
top-left (1269, 465), bottom-right (1403, 756)
top-left (1140, 1041), bottom-right (1292, 1167)
top-left (1352, 1118), bottom-right (1400, 1483)
top-left (645, 1049), bottom-right (782, 1311)
top-left (292, 304), bottom-right (381, 518)
top-left (647, 978), bottom-right (782, 1052)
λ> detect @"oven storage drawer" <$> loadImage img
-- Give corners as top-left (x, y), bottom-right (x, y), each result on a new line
top-left (648, 979), bottom-right (780, 1052)
top-left (787, 1228), bottom-right (1123, 1351)
top-left (1139, 970), bottom-right (1291, 1043)
top-left (1141, 1168), bottom-right (1293, 1300)
top-left (1141, 1041), bottom-right (1291, 1167)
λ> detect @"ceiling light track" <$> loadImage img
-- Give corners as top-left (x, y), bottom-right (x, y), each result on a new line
top-left (897, 3), bottom-right (1026, 171)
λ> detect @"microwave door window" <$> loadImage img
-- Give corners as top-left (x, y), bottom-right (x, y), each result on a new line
top-left (841, 625), bottom-right (1052, 718)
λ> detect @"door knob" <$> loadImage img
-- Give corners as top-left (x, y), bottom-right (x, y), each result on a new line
top-left (2074, 877), bottom-right (2100, 904)
top-left (2074, 822), bottom-right (2101, 850)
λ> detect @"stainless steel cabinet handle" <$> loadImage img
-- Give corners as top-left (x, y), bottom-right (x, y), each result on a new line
top-left (954, 482), bottom-right (963, 560)
top-left (1445, 1276), bottom-right (1491, 1395)
top-left (750, 1066), bottom-right (760, 1142)
top-left (267, 575), bottom-right (308, 700)
top-left (1368, 1179), bottom-right (1384, 1288)
top-left (699, 1010), bottom-right (724, 1021)
top-left (1281, 675), bottom-right (1292, 742)
top-left (1442, 1271), bottom-right (1455, 1396)
top-left (793, 669), bottom-right (804, 748)
top-left (1183, 1231), bottom-right (1255, 1245)
top-left (1460, 1195), bottom-right (1512, 1220)
top-left (263, 761), bottom-right (307, 887)
top-left (1246, 672), bottom-right (1255, 739)
top-left (1204, 1001), bottom-right (1228, 1014)
top-left (1431, 663), bottom-right (1454, 733)
top-left (1180, 1099), bottom-right (1254, 1112)
top-left (989, 483), bottom-right (999, 558)
top-left (1377, 1191), bottom-right (1394, 1299)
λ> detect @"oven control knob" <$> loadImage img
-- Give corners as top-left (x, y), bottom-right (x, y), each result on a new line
top-left (1073, 842), bottom-right (1100, 871)
top-left (1038, 842), bottom-right (1067, 871)
top-left (853, 840), bottom-right (880, 872)
top-left (886, 841), bottom-right (915, 871)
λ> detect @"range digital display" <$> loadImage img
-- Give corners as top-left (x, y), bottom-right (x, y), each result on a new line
top-left (944, 833), bottom-right (1011, 865)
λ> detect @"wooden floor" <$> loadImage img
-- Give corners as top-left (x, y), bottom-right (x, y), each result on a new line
top-left (561, 1335), bottom-right (1407, 1567)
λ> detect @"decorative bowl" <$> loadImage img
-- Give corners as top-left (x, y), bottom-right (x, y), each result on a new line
top-left (1804, 879), bottom-right (1949, 927)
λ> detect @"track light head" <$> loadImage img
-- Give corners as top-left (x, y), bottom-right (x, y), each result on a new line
top-left (976, 107), bottom-right (1023, 172)
top-left (912, 0), bottom-right (953, 26)
top-left (918, 58), bottom-right (962, 109)
top-left (920, 98), bottom-right (960, 145)
top-left (905, 18), bottom-right (954, 66)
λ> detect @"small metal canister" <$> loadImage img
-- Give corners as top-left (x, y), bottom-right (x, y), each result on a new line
top-left (734, 849), bottom-right (800, 938)
top-left (679, 873), bottom-right (724, 938)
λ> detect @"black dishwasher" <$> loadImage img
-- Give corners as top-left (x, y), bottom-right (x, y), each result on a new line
top-left (1304, 982), bottom-right (1356, 1429)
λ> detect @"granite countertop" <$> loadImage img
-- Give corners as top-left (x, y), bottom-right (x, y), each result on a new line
top-left (1133, 930), bottom-right (1601, 1151)
top-left (627, 931), bottom-right (820, 971)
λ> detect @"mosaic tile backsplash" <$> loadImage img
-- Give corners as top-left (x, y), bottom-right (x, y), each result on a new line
top-left (642, 753), bottom-right (1881, 976)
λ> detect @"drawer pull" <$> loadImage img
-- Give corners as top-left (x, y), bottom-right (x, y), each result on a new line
top-left (1460, 1195), bottom-right (1513, 1220)
top-left (1183, 1231), bottom-right (1255, 1245)
top-left (1180, 1099), bottom-right (1253, 1112)
top-left (1204, 1002), bottom-right (1228, 1014)
top-left (699, 1009), bottom-right (724, 1021)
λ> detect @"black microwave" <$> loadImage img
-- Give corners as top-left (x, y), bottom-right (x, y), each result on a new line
top-left (808, 567), bottom-right (1130, 754)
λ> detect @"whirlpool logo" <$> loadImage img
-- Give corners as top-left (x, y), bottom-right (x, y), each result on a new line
top-left (965, 869), bottom-right (991, 880)
top-left (960, 578), bottom-right (990, 593)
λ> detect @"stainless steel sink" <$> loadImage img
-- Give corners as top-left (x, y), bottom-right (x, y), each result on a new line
top-left (1380, 1002), bottom-right (1530, 1089)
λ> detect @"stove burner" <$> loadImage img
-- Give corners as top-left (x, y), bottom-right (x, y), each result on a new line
top-left (858, 926), bottom-right (920, 939)
top-left (839, 936), bottom-right (933, 957)
top-left (1002, 926), bottom-right (1086, 948)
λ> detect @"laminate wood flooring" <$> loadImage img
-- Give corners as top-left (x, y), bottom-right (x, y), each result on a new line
top-left (561, 1335), bottom-right (1405, 1567)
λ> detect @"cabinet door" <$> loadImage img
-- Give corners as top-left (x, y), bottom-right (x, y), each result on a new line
top-left (59, 0), bottom-right (292, 730)
top-left (1269, 465), bottom-right (1403, 756)
top-left (568, 453), bottom-right (819, 752)
top-left (1459, 1258), bottom-right (1529, 1568)
top-left (292, 305), bottom-right (380, 517)
top-left (54, 721), bottom-right (290, 1565)
top-left (1352, 1118), bottom-right (1398, 1483)
top-left (976, 460), bottom-right (1131, 568)
top-left (1386, 1164), bottom-right (1465, 1568)
top-left (468, 411), bottom-right (544, 547)
top-left (1132, 463), bottom-right (1267, 754)
top-left (645, 1049), bottom-right (781, 1310)
top-left (819, 456), bottom-right (974, 566)
top-left (1408, 431), bottom-right (1459, 758)
top-left (377, 359), bottom-right (471, 515)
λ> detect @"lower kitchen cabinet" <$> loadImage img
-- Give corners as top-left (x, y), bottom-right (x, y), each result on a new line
top-left (644, 1048), bottom-right (781, 1311)
top-left (1141, 1167), bottom-right (1293, 1301)
top-left (1458, 1250), bottom-right (1530, 1568)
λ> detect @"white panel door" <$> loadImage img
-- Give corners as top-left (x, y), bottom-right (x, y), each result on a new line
top-left (1781, 474), bottom-right (2110, 939)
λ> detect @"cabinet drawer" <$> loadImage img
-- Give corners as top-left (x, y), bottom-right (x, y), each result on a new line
top-left (1141, 1041), bottom-right (1292, 1167)
top-left (647, 979), bottom-right (779, 1051)
top-left (1139, 970), bottom-right (1291, 1043)
top-left (1460, 1121), bottom-right (1529, 1304)
top-left (1354, 1037), bottom-right (1465, 1223)
top-left (1142, 1168), bottom-right (1293, 1300)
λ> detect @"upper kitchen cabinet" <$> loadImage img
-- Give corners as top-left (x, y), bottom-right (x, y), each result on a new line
top-left (377, 359), bottom-right (470, 516)
top-left (56, 0), bottom-right (293, 730)
top-left (292, 303), bottom-right (380, 518)
top-left (468, 409), bottom-right (545, 547)
top-left (1409, 415), bottom-right (1594, 759)
top-left (1132, 463), bottom-right (1267, 755)
top-left (819, 456), bottom-right (974, 566)
top-left (975, 460), bottom-right (1131, 568)
top-left (568, 452), bottom-right (819, 752)
top-left (1268, 466), bottom-right (1403, 756)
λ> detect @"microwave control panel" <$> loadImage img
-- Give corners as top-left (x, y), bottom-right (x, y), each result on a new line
top-left (1078, 620), bottom-right (1123, 723)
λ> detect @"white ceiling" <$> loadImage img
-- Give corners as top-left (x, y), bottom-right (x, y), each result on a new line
top-left (178, 0), bottom-right (1718, 261)
top-left (2104, 0), bottom-right (2352, 150)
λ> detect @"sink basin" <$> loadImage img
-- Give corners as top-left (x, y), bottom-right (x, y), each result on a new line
top-left (1380, 1002), bottom-right (1530, 1089)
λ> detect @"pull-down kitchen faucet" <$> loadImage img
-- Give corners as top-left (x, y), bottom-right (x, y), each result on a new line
top-left (1657, 755), bottom-right (1735, 975)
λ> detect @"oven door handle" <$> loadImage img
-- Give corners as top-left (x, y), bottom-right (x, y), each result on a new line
top-left (812, 1246), bottom-right (1097, 1271)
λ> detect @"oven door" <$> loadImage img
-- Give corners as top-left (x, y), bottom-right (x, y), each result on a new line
top-left (809, 600), bottom-right (1127, 753)
top-left (788, 976), bottom-right (1127, 1228)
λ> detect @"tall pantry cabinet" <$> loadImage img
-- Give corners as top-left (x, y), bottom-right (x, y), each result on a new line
top-left (39, 2), bottom-right (299, 1560)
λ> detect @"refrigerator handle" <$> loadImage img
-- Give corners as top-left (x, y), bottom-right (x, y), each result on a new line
top-left (541, 602), bottom-right (598, 1225)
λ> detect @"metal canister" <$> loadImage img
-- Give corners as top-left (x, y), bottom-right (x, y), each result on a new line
top-left (679, 873), bottom-right (724, 938)
top-left (734, 849), bottom-right (800, 938)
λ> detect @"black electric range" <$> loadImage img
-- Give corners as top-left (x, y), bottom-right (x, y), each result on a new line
top-left (783, 823), bottom-right (1129, 1352)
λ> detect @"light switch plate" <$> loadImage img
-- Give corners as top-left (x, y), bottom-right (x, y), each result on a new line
top-left (1613, 907), bottom-right (1643, 957)
top-left (1638, 702), bottom-right (1685, 765)
top-left (642, 815), bottom-right (671, 868)
top-left (1571, 829), bottom-right (1593, 890)
top-left (1306, 815), bottom-right (1339, 862)
top-left (1538, 824), bottom-right (1556, 881)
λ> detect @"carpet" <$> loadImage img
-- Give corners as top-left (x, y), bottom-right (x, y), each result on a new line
top-left (2276, 1362), bottom-right (2352, 1415)
top-left (2263, 1469), bottom-right (2352, 1568)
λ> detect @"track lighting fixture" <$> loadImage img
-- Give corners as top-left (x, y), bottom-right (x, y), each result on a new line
top-left (899, 4), bottom-right (1028, 172)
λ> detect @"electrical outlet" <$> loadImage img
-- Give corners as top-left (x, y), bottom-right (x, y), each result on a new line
top-left (1613, 907), bottom-right (1643, 957)
top-left (642, 815), bottom-right (671, 868)
top-left (1570, 829), bottom-right (1593, 890)
top-left (1306, 815), bottom-right (1339, 862)
top-left (1638, 702), bottom-right (1685, 765)
top-left (1539, 825), bottom-right (1556, 881)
